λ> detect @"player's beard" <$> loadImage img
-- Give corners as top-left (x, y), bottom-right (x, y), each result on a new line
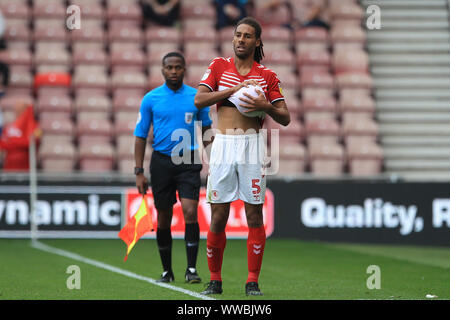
top-left (234, 45), bottom-right (254, 60)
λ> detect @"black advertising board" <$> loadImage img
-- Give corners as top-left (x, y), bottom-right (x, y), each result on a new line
top-left (268, 180), bottom-right (450, 246)
top-left (0, 186), bottom-right (123, 238)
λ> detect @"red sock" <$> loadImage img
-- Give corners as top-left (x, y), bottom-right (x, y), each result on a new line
top-left (247, 226), bottom-right (266, 284)
top-left (206, 230), bottom-right (226, 281)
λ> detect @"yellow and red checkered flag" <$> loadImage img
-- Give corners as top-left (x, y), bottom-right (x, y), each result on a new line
top-left (118, 195), bottom-right (154, 261)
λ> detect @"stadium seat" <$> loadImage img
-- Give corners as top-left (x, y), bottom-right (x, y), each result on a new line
top-left (147, 42), bottom-right (180, 64)
top-left (0, 94), bottom-right (34, 113)
top-left (111, 71), bottom-right (148, 91)
top-left (36, 94), bottom-right (72, 115)
top-left (297, 50), bottom-right (331, 74)
top-left (0, 48), bottom-right (32, 68)
top-left (75, 94), bottom-right (112, 114)
top-left (301, 96), bottom-right (337, 123)
top-left (77, 118), bottom-right (113, 141)
top-left (254, 2), bottom-right (291, 26)
top-left (275, 143), bottom-right (307, 174)
top-left (332, 49), bottom-right (369, 74)
top-left (329, 1), bottom-right (364, 22)
top-left (39, 142), bottom-right (77, 173)
top-left (0, 1), bottom-right (30, 19)
top-left (335, 72), bottom-right (373, 90)
top-left (305, 118), bottom-right (341, 146)
top-left (330, 25), bottom-right (366, 48)
top-left (346, 142), bottom-right (383, 177)
top-left (308, 143), bottom-right (345, 176)
top-left (7, 68), bottom-right (33, 91)
top-left (34, 48), bottom-right (71, 71)
top-left (185, 49), bottom-right (220, 68)
top-left (106, 2), bottom-right (142, 22)
top-left (39, 117), bottom-right (74, 137)
top-left (299, 71), bottom-right (334, 89)
top-left (342, 118), bottom-right (379, 147)
top-left (339, 94), bottom-right (375, 122)
top-left (72, 49), bottom-right (109, 67)
top-left (264, 49), bottom-right (295, 66)
top-left (72, 1), bottom-right (105, 20)
top-left (33, 1), bottom-right (66, 19)
top-left (294, 27), bottom-right (329, 53)
top-left (146, 26), bottom-right (182, 44)
top-left (78, 142), bottom-right (115, 172)
top-left (70, 25), bottom-right (106, 44)
top-left (183, 26), bottom-right (217, 44)
top-left (112, 89), bottom-right (143, 112)
top-left (33, 24), bottom-right (68, 44)
top-left (4, 23), bottom-right (31, 44)
top-left (181, 3), bottom-right (215, 20)
top-left (108, 25), bottom-right (144, 44)
top-left (268, 118), bottom-right (304, 144)
top-left (109, 48), bottom-right (146, 73)
top-left (72, 71), bottom-right (110, 92)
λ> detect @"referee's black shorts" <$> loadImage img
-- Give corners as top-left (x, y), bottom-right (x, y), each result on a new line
top-left (150, 150), bottom-right (202, 210)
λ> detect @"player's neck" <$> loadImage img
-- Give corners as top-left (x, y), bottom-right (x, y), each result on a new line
top-left (233, 56), bottom-right (254, 76)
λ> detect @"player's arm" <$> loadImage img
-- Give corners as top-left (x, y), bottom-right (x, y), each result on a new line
top-left (239, 91), bottom-right (291, 126)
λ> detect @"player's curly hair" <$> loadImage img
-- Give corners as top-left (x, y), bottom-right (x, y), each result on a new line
top-left (235, 17), bottom-right (265, 63)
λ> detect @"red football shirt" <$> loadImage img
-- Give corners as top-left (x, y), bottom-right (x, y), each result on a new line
top-left (199, 57), bottom-right (285, 109)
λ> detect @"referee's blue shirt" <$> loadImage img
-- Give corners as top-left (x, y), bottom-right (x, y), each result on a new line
top-left (134, 83), bottom-right (212, 156)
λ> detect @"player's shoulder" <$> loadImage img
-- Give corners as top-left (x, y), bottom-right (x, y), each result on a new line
top-left (209, 56), bottom-right (232, 68)
top-left (255, 62), bottom-right (279, 78)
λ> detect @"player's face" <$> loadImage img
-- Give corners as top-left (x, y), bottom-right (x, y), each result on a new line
top-left (162, 56), bottom-right (185, 86)
top-left (233, 24), bottom-right (261, 60)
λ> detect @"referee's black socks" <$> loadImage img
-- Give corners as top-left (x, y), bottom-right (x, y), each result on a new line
top-left (156, 228), bottom-right (172, 273)
top-left (185, 222), bottom-right (200, 270)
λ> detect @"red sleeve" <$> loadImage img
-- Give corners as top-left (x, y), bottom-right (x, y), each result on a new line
top-left (267, 71), bottom-right (285, 104)
top-left (198, 57), bottom-right (223, 92)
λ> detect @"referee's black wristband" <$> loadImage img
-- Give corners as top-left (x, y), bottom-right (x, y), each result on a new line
top-left (134, 167), bottom-right (144, 175)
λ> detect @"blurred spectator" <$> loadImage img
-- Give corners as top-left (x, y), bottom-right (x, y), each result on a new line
top-left (0, 101), bottom-right (41, 171)
top-left (301, 2), bottom-right (329, 30)
top-left (261, 0), bottom-right (329, 30)
top-left (215, 0), bottom-right (249, 30)
top-left (0, 9), bottom-right (9, 96)
top-left (0, 107), bottom-right (3, 136)
top-left (139, 0), bottom-right (181, 27)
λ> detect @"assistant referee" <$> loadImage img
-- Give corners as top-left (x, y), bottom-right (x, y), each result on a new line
top-left (134, 52), bottom-right (212, 283)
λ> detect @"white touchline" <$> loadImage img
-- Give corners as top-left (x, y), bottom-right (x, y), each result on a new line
top-left (31, 240), bottom-right (216, 301)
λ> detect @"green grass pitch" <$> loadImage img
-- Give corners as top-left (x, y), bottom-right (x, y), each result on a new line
top-left (0, 238), bottom-right (449, 300)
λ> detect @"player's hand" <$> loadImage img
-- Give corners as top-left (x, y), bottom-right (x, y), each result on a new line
top-left (231, 80), bottom-right (260, 95)
top-left (136, 174), bottom-right (148, 195)
top-left (239, 89), bottom-right (272, 113)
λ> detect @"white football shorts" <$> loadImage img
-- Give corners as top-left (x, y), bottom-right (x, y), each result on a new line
top-left (206, 133), bottom-right (267, 204)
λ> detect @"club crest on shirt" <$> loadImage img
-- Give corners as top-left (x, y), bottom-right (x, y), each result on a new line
top-left (185, 112), bottom-right (194, 124)
top-left (278, 83), bottom-right (284, 96)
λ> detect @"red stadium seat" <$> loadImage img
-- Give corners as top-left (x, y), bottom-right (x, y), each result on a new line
top-left (75, 94), bottom-right (112, 114)
top-left (347, 142), bottom-right (383, 177)
top-left (339, 94), bottom-right (375, 121)
top-left (297, 50), bottom-right (331, 73)
top-left (330, 25), bottom-right (366, 48)
top-left (8, 68), bottom-right (33, 91)
top-left (77, 118), bottom-right (113, 140)
top-left (146, 26), bottom-right (182, 43)
top-left (39, 117), bottom-right (74, 137)
top-left (264, 49), bottom-right (296, 65)
top-left (78, 142), bottom-right (115, 172)
top-left (0, 49), bottom-right (32, 68)
top-left (335, 72), bottom-right (373, 90)
top-left (112, 90), bottom-right (143, 112)
top-left (181, 3), bottom-right (215, 20)
top-left (70, 25), bottom-right (106, 44)
top-left (342, 118), bottom-right (379, 146)
top-left (72, 49), bottom-right (109, 67)
top-left (108, 25), bottom-right (144, 44)
top-left (0, 2), bottom-right (30, 19)
top-left (111, 71), bottom-right (148, 91)
top-left (299, 71), bottom-right (334, 89)
top-left (72, 71), bottom-right (109, 91)
top-left (275, 143), bottom-right (307, 175)
top-left (33, 24), bottom-right (68, 43)
top-left (332, 49), bottom-right (369, 74)
top-left (305, 118), bottom-right (341, 146)
top-left (39, 142), bottom-right (77, 173)
top-left (308, 142), bottom-right (345, 176)
top-left (36, 94), bottom-right (72, 114)
top-left (106, 2), bottom-right (142, 21)
top-left (183, 26), bottom-right (217, 43)
top-left (301, 96), bottom-right (337, 123)
top-left (34, 72), bottom-right (71, 90)
top-left (254, 3), bottom-right (291, 26)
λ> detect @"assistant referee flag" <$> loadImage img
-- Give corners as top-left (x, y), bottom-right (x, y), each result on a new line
top-left (118, 195), bottom-right (154, 261)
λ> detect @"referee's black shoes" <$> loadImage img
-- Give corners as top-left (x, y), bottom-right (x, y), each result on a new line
top-left (185, 268), bottom-right (202, 284)
top-left (156, 270), bottom-right (174, 283)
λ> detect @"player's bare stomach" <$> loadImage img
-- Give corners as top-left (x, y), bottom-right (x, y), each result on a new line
top-left (216, 106), bottom-right (261, 135)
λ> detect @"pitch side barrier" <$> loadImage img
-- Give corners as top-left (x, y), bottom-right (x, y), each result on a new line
top-left (0, 180), bottom-right (449, 246)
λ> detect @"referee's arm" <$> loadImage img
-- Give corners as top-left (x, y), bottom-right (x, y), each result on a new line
top-left (134, 136), bottom-right (148, 195)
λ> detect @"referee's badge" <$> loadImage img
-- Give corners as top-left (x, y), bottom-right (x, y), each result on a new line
top-left (136, 112), bottom-right (142, 124)
top-left (185, 112), bottom-right (194, 124)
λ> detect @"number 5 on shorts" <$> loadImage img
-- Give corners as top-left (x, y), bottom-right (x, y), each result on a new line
top-left (252, 179), bottom-right (261, 195)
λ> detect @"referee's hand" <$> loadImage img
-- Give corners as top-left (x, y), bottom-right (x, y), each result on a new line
top-left (136, 174), bottom-right (148, 195)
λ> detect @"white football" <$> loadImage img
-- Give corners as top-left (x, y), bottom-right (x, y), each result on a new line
top-left (227, 84), bottom-right (266, 118)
